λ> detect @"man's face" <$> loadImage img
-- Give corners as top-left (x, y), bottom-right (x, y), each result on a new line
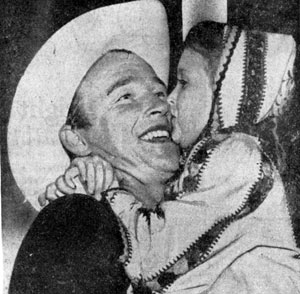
top-left (78, 52), bottom-right (179, 183)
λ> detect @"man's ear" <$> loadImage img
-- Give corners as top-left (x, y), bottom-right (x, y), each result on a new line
top-left (59, 125), bottom-right (91, 156)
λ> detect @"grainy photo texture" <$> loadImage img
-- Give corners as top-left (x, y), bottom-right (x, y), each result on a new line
top-left (2, 0), bottom-right (300, 293)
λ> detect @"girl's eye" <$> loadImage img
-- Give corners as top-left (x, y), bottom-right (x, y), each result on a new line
top-left (178, 79), bottom-right (187, 88)
top-left (116, 93), bottom-right (131, 103)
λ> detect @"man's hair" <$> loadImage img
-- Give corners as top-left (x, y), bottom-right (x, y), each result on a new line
top-left (66, 49), bottom-right (134, 130)
top-left (184, 21), bottom-right (225, 77)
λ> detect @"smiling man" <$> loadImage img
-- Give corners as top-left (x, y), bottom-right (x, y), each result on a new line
top-left (61, 49), bottom-right (179, 208)
top-left (9, 49), bottom-right (179, 294)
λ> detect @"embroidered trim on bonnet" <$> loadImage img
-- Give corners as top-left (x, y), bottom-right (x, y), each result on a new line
top-left (216, 27), bottom-right (242, 129)
top-left (222, 25), bottom-right (232, 47)
top-left (237, 30), bottom-right (267, 130)
top-left (182, 138), bottom-right (220, 194)
top-left (165, 137), bottom-right (210, 199)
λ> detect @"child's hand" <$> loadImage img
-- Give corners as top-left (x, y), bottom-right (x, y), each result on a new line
top-left (38, 155), bottom-right (117, 206)
top-left (70, 155), bottom-right (116, 197)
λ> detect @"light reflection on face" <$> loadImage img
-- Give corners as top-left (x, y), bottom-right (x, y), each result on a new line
top-left (78, 51), bottom-right (179, 184)
top-left (168, 48), bottom-right (214, 148)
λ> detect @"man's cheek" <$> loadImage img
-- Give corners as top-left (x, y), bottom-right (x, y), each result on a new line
top-left (115, 103), bottom-right (141, 115)
top-left (87, 117), bottom-right (116, 154)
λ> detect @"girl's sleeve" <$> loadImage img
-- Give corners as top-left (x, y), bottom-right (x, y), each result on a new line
top-left (177, 133), bottom-right (265, 218)
top-left (207, 246), bottom-right (300, 294)
top-left (160, 133), bottom-right (268, 262)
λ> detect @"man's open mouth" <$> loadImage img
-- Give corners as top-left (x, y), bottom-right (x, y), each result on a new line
top-left (139, 126), bottom-right (171, 143)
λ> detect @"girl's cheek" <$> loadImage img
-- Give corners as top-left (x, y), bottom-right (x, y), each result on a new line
top-left (169, 100), bottom-right (177, 116)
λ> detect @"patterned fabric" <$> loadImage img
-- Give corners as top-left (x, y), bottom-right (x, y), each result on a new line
top-left (106, 133), bottom-right (300, 294)
top-left (155, 26), bottom-right (298, 292)
top-left (105, 26), bottom-right (299, 294)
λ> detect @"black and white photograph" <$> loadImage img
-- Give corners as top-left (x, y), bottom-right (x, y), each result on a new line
top-left (2, 0), bottom-right (300, 293)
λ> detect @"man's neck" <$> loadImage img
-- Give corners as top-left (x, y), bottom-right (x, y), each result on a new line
top-left (116, 170), bottom-right (166, 209)
top-left (92, 149), bottom-right (172, 209)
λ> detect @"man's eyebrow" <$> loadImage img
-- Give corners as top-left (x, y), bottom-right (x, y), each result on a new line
top-left (106, 76), bottom-right (166, 96)
top-left (106, 77), bottom-right (137, 96)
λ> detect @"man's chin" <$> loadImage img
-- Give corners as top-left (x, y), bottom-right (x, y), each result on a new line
top-left (150, 149), bottom-right (180, 176)
top-left (154, 142), bottom-right (179, 161)
top-left (138, 140), bottom-right (179, 173)
top-left (160, 160), bottom-right (179, 174)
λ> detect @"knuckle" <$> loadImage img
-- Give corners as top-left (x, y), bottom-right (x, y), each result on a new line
top-left (72, 158), bottom-right (80, 165)
top-left (55, 176), bottom-right (63, 186)
top-left (46, 183), bottom-right (55, 192)
top-left (92, 155), bottom-right (100, 161)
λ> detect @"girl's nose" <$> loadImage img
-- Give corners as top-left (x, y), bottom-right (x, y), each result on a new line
top-left (167, 90), bottom-right (177, 115)
top-left (167, 92), bottom-right (175, 106)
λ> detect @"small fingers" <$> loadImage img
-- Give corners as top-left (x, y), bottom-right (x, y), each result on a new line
top-left (92, 155), bottom-right (115, 189)
top-left (86, 161), bottom-right (96, 195)
top-left (39, 181), bottom-right (64, 207)
top-left (72, 158), bottom-right (87, 182)
top-left (94, 161), bottom-right (105, 201)
top-left (56, 175), bottom-right (76, 195)
top-left (103, 161), bottom-right (115, 189)
top-left (64, 167), bottom-right (79, 189)
top-left (45, 182), bottom-right (59, 202)
top-left (38, 193), bottom-right (47, 207)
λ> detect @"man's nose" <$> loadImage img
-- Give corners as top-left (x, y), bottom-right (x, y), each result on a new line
top-left (145, 93), bottom-right (169, 117)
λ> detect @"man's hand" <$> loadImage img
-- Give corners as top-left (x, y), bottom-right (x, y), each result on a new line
top-left (38, 155), bottom-right (117, 206)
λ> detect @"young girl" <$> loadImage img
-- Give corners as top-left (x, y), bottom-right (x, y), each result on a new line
top-left (43, 22), bottom-right (300, 293)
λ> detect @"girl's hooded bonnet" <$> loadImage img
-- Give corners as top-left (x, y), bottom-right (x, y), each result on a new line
top-left (213, 25), bottom-right (296, 132)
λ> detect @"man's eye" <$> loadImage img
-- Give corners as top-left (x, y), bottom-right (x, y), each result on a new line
top-left (117, 93), bottom-right (131, 102)
top-left (156, 91), bottom-right (166, 99)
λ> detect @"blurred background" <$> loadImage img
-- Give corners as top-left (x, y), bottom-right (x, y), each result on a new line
top-left (2, 0), bottom-right (300, 292)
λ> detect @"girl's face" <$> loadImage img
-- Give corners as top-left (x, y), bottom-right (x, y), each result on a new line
top-left (168, 48), bottom-right (214, 148)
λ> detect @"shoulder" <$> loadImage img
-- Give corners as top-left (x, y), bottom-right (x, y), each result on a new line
top-left (178, 132), bottom-right (265, 198)
top-left (187, 132), bottom-right (263, 171)
top-left (213, 132), bottom-right (262, 157)
top-left (209, 247), bottom-right (300, 294)
top-left (198, 133), bottom-right (263, 185)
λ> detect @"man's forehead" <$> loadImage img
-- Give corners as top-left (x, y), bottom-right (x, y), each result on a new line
top-left (98, 51), bottom-right (148, 70)
top-left (78, 50), bottom-right (165, 101)
top-left (84, 51), bottom-right (153, 82)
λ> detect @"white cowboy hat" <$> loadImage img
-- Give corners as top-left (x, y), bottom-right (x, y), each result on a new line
top-left (7, 0), bottom-right (170, 211)
top-left (182, 0), bottom-right (227, 40)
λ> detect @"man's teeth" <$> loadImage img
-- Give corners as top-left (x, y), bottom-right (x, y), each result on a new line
top-left (141, 130), bottom-right (170, 141)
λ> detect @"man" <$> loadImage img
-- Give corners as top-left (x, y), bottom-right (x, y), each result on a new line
top-left (9, 49), bottom-right (179, 294)
top-left (59, 49), bottom-right (179, 208)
